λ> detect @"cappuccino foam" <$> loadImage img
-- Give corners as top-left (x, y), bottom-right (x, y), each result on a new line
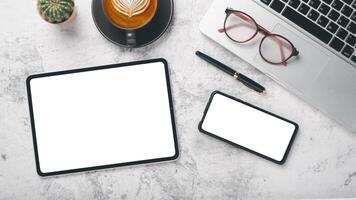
top-left (112, 0), bottom-right (150, 17)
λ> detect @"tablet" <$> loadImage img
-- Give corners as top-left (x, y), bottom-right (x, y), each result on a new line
top-left (27, 59), bottom-right (179, 176)
top-left (199, 91), bottom-right (298, 164)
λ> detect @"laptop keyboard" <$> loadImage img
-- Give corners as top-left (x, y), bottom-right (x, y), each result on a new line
top-left (261, 0), bottom-right (356, 65)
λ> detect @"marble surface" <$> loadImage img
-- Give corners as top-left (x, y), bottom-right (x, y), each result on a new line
top-left (0, 0), bottom-right (356, 199)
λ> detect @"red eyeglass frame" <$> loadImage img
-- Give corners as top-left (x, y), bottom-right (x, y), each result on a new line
top-left (218, 9), bottom-right (299, 65)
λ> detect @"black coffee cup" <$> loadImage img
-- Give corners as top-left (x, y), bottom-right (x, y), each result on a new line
top-left (102, 0), bottom-right (158, 46)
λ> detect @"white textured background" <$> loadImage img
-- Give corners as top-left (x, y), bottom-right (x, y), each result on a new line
top-left (0, 0), bottom-right (356, 199)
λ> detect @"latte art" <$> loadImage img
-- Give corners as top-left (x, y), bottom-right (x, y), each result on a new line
top-left (112, 0), bottom-right (151, 17)
top-left (103, 0), bottom-right (157, 30)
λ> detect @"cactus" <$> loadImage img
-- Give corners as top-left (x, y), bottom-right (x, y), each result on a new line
top-left (38, 0), bottom-right (75, 24)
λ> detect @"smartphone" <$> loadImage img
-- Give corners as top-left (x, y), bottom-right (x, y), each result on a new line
top-left (199, 91), bottom-right (298, 164)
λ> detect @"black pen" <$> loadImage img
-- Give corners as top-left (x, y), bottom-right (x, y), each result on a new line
top-left (195, 51), bottom-right (266, 94)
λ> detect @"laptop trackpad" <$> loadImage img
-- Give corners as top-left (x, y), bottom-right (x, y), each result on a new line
top-left (254, 23), bottom-right (330, 92)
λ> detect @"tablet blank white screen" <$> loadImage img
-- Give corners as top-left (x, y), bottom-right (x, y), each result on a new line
top-left (201, 93), bottom-right (296, 162)
top-left (29, 62), bottom-right (176, 173)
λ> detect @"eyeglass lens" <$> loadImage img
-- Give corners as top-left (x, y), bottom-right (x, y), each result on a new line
top-left (260, 35), bottom-right (294, 64)
top-left (224, 12), bottom-right (257, 43)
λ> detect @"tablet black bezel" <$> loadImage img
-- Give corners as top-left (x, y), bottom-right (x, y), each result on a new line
top-left (26, 58), bottom-right (179, 176)
top-left (198, 91), bottom-right (298, 165)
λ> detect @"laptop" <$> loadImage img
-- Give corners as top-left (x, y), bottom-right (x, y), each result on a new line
top-left (200, 0), bottom-right (356, 132)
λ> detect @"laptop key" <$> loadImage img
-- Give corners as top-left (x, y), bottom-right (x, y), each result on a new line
top-left (328, 9), bottom-right (341, 21)
top-left (319, 3), bottom-right (331, 14)
top-left (261, 0), bottom-right (273, 5)
top-left (351, 55), bottom-right (356, 63)
top-left (282, 7), bottom-right (333, 43)
top-left (289, 0), bottom-right (301, 8)
top-left (341, 0), bottom-right (353, 4)
top-left (330, 37), bottom-right (345, 51)
top-left (341, 5), bottom-right (353, 16)
top-left (352, 1), bottom-right (356, 8)
top-left (308, 9), bottom-right (320, 20)
top-left (336, 27), bottom-right (348, 39)
top-left (309, 0), bottom-right (322, 8)
top-left (299, 3), bottom-right (311, 14)
top-left (332, 0), bottom-right (344, 10)
top-left (351, 11), bottom-right (356, 21)
top-left (318, 15), bottom-right (330, 26)
top-left (271, 0), bottom-right (286, 12)
top-left (322, 0), bottom-right (333, 4)
top-left (346, 34), bottom-right (356, 45)
top-left (327, 21), bottom-right (340, 32)
top-left (341, 45), bottom-right (354, 57)
top-left (338, 16), bottom-right (350, 27)
top-left (347, 22), bottom-right (356, 33)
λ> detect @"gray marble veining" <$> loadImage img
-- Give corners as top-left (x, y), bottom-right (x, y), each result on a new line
top-left (0, 0), bottom-right (355, 199)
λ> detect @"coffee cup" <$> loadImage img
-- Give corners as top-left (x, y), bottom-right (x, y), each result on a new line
top-left (102, 0), bottom-right (158, 46)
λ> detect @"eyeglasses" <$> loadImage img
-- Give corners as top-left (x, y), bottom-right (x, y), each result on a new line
top-left (218, 9), bottom-right (299, 65)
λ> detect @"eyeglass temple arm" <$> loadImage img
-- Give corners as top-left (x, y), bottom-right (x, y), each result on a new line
top-left (218, 12), bottom-right (252, 33)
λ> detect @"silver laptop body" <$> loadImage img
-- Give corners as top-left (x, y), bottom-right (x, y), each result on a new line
top-left (200, 0), bottom-right (356, 132)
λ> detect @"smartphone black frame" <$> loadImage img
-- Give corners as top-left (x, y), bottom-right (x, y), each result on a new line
top-left (26, 58), bottom-right (179, 176)
top-left (198, 91), bottom-right (298, 164)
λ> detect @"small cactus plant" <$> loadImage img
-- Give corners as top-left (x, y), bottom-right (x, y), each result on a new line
top-left (37, 0), bottom-right (75, 24)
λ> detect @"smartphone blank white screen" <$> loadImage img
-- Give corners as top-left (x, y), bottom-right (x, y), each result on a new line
top-left (28, 61), bottom-right (177, 175)
top-left (200, 92), bottom-right (297, 163)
